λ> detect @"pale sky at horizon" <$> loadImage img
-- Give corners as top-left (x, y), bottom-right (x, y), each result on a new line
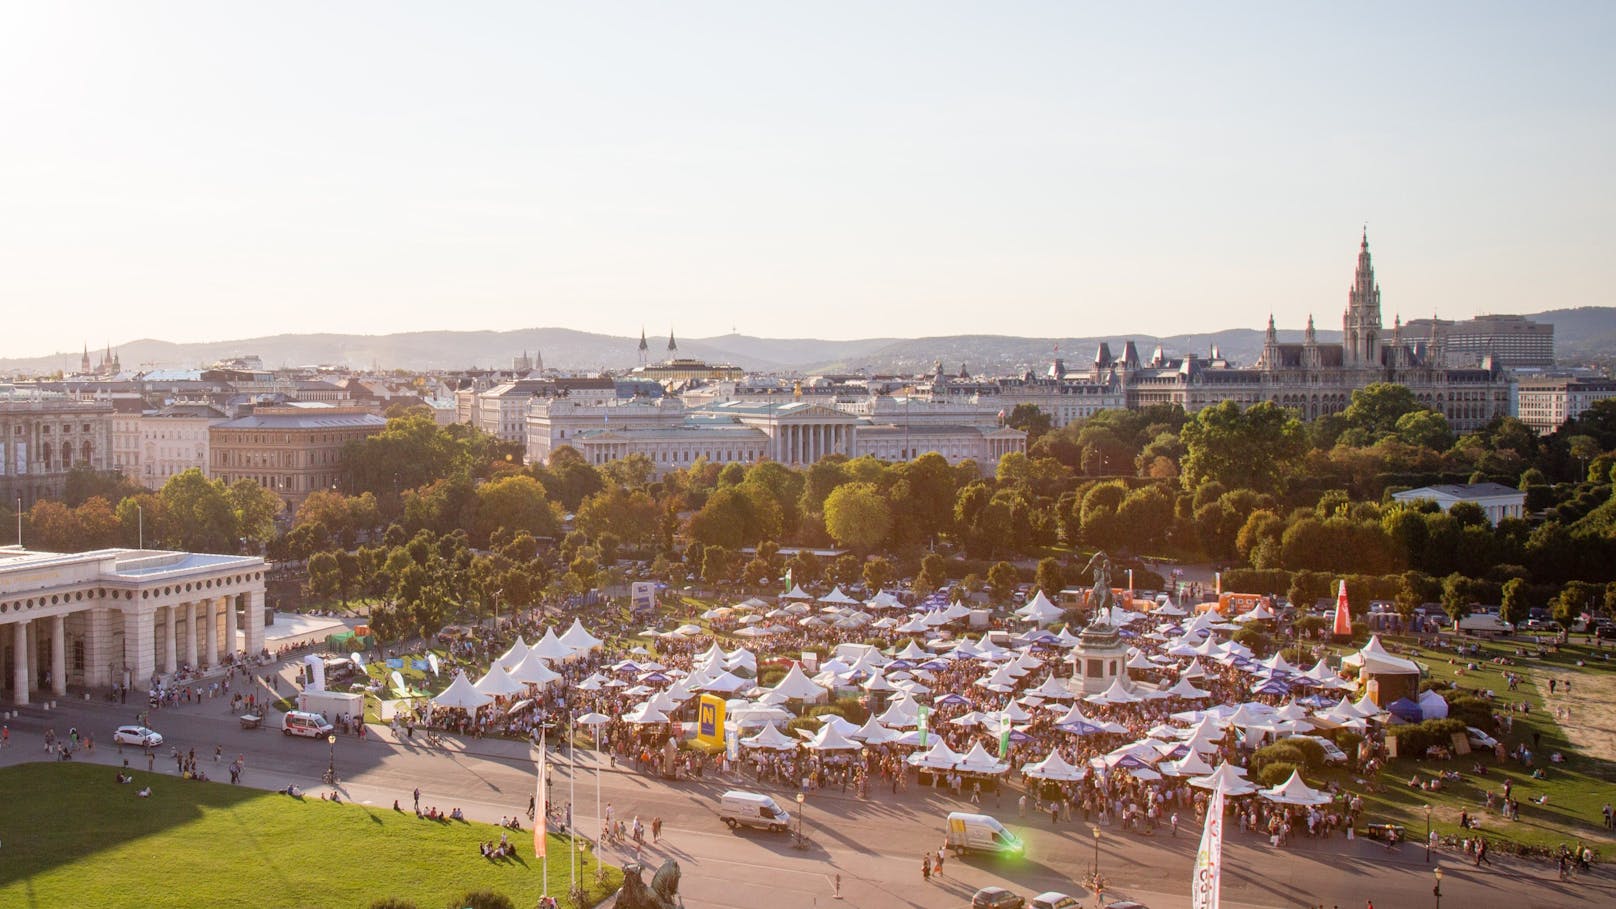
top-left (2, 2), bottom-right (1611, 359)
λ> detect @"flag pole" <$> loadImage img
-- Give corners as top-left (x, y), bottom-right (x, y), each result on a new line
top-left (595, 722), bottom-right (602, 881)
top-left (570, 712), bottom-right (578, 896)
top-left (537, 725), bottom-right (548, 897)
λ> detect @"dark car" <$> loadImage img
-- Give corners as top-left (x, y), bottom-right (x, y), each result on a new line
top-left (972, 887), bottom-right (1026, 909)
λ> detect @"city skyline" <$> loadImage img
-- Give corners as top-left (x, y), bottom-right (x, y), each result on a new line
top-left (2, 3), bottom-right (1611, 358)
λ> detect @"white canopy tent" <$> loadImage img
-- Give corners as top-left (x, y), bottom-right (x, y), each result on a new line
top-left (432, 672), bottom-right (493, 710)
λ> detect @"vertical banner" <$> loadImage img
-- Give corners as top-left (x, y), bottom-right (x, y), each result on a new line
top-left (535, 729), bottom-right (547, 858)
top-left (695, 694), bottom-right (726, 751)
top-left (1191, 787), bottom-right (1224, 909)
top-left (917, 704), bottom-right (930, 747)
top-left (998, 712), bottom-right (1012, 758)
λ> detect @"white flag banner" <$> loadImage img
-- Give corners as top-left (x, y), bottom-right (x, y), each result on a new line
top-left (1191, 787), bottom-right (1224, 909)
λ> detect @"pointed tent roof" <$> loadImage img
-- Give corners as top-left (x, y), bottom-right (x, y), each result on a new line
top-left (1162, 749), bottom-right (1217, 777)
top-left (1031, 676), bottom-right (1075, 699)
top-left (497, 637), bottom-right (530, 670)
top-left (507, 650), bottom-right (563, 686)
top-left (771, 663), bottom-right (829, 700)
top-left (818, 586), bottom-right (859, 604)
top-left (1341, 635), bottom-right (1420, 675)
top-left (848, 715), bottom-right (899, 744)
top-left (896, 639), bottom-right (930, 660)
top-left (530, 628), bottom-right (573, 661)
top-left (1023, 748), bottom-right (1087, 781)
top-left (1084, 676), bottom-right (1139, 705)
top-left (559, 618), bottom-right (604, 650)
top-left (956, 741), bottom-right (1009, 774)
top-left (473, 664), bottom-right (526, 697)
top-left (1189, 762), bottom-right (1258, 795)
top-left (782, 584), bottom-right (813, 600)
top-left (1165, 677), bottom-right (1211, 700)
top-left (907, 738), bottom-right (962, 770)
top-left (877, 698), bottom-right (920, 727)
top-left (804, 722), bottom-right (861, 751)
top-left (695, 670), bottom-right (750, 693)
top-left (1260, 769), bottom-right (1332, 806)
top-left (623, 701), bottom-right (670, 724)
top-left (1018, 592), bottom-right (1066, 625)
top-left (432, 672), bottom-right (493, 710)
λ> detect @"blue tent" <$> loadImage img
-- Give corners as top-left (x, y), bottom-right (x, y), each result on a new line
top-left (1387, 697), bottom-right (1423, 722)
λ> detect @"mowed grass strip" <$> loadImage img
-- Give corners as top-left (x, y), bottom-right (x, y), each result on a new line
top-left (0, 762), bottom-right (622, 909)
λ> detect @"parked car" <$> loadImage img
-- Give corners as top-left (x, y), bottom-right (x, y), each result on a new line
top-left (1031, 893), bottom-right (1081, 909)
top-left (1467, 727), bottom-right (1499, 751)
top-left (1284, 734), bottom-right (1347, 765)
top-left (972, 887), bottom-right (1026, 909)
top-left (113, 725), bottom-right (163, 747)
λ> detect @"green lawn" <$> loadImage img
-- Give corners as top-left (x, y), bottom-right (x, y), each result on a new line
top-left (1337, 634), bottom-right (1616, 853)
top-left (0, 762), bottom-right (622, 909)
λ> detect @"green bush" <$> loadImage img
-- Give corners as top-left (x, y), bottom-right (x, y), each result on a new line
top-left (448, 892), bottom-right (514, 909)
top-left (1257, 761), bottom-right (1301, 788)
top-left (1250, 742), bottom-right (1306, 778)
top-left (1389, 718), bottom-right (1468, 757)
top-left (1322, 728), bottom-right (1363, 761)
top-left (370, 900), bottom-right (420, 909)
top-left (1278, 735), bottom-right (1326, 770)
top-left (807, 704), bottom-right (847, 720)
top-left (1444, 696), bottom-right (1495, 733)
top-left (758, 665), bottom-right (787, 687)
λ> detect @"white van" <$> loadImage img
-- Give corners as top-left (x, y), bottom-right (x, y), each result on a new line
top-left (718, 790), bottom-right (791, 832)
top-left (282, 710), bottom-right (335, 738)
top-left (945, 812), bottom-right (1024, 856)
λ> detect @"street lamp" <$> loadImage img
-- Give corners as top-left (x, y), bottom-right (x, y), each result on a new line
top-left (795, 792), bottom-right (807, 849)
top-left (1424, 804), bottom-right (1433, 862)
top-left (1092, 825), bottom-right (1102, 877)
top-left (1433, 865), bottom-right (1443, 909)
top-left (326, 733), bottom-right (336, 784)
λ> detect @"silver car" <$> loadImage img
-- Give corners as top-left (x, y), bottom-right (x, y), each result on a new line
top-left (113, 725), bottom-right (163, 747)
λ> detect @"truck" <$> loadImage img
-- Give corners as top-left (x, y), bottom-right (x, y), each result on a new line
top-left (297, 689), bottom-right (365, 725)
top-left (717, 790), bottom-right (791, 832)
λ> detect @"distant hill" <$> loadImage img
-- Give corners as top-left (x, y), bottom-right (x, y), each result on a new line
top-left (4, 308), bottom-right (1612, 376)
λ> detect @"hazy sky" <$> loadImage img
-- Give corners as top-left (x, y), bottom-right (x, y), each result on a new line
top-left (2, 2), bottom-right (1611, 359)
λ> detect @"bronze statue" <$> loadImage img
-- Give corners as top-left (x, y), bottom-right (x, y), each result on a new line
top-left (615, 858), bottom-right (682, 909)
top-left (1083, 551), bottom-right (1113, 616)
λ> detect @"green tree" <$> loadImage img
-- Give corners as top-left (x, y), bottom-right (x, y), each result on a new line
top-left (1499, 577), bottom-right (1528, 626)
top-left (1179, 401), bottom-right (1307, 492)
top-left (862, 555), bottom-right (895, 593)
top-left (823, 482), bottom-right (892, 552)
top-left (986, 561), bottom-right (1018, 603)
top-left (1034, 557), bottom-right (1065, 599)
top-left (914, 553), bottom-right (948, 596)
top-left (1004, 403), bottom-right (1053, 445)
top-left (159, 469), bottom-right (239, 552)
top-left (472, 475), bottom-right (562, 547)
top-left (1343, 383), bottom-right (1423, 438)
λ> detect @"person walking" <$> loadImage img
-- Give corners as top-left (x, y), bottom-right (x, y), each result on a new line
top-left (1475, 838), bottom-right (1491, 867)
top-left (934, 846), bottom-right (945, 877)
top-left (921, 854), bottom-right (931, 882)
top-left (413, 787), bottom-right (421, 812)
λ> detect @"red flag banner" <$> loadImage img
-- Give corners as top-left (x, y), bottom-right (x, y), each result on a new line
top-left (535, 731), bottom-right (547, 858)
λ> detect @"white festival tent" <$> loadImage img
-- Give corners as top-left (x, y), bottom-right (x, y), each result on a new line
top-left (1259, 769), bottom-right (1333, 806)
top-left (1161, 750), bottom-right (1217, 777)
top-left (496, 637), bottom-right (530, 670)
top-left (819, 586), bottom-right (860, 605)
top-left (622, 702), bottom-right (670, 724)
top-left (803, 722), bottom-right (861, 751)
top-left (1164, 677), bottom-right (1212, 700)
top-left (529, 628), bottom-right (573, 662)
top-left (1017, 590), bottom-right (1066, 625)
top-left (1023, 748), bottom-right (1087, 781)
top-left (1189, 762), bottom-right (1258, 796)
top-left (955, 742), bottom-right (1009, 775)
top-left (558, 618), bottom-right (604, 651)
top-left (507, 651), bottom-right (564, 687)
top-left (1084, 677), bottom-right (1141, 705)
top-left (907, 738), bottom-right (963, 770)
top-left (771, 663), bottom-right (830, 702)
top-left (473, 664), bottom-right (526, 698)
top-left (739, 721), bottom-right (799, 751)
top-left (848, 716), bottom-right (902, 745)
top-left (432, 672), bottom-right (493, 710)
top-left (782, 584), bottom-right (814, 600)
top-left (695, 671), bottom-right (752, 693)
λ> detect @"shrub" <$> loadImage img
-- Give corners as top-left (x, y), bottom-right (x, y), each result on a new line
top-left (1257, 761), bottom-right (1301, 788)
top-left (758, 665), bottom-right (787, 687)
top-left (1278, 735), bottom-right (1325, 770)
top-left (1231, 627), bottom-right (1273, 656)
top-left (1250, 742), bottom-right (1306, 778)
top-left (1389, 717), bottom-right (1468, 757)
top-left (1444, 696), bottom-right (1495, 733)
top-left (448, 891), bottom-right (515, 909)
top-left (370, 900), bottom-right (420, 909)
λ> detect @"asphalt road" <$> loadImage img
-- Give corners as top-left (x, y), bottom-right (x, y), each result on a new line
top-left (3, 669), bottom-right (1611, 909)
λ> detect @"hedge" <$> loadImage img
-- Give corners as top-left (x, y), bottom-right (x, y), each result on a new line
top-left (1388, 718), bottom-right (1468, 757)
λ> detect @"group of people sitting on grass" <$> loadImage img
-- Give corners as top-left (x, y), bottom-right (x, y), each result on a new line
top-left (479, 833), bottom-right (515, 859)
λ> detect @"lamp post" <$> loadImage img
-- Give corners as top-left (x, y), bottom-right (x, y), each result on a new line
top-left (795, 791), bottom-right (807, 849)
top-left (1092, 825), bottom-right (1102, 879)
top-left (1433, 865), bottom-right (1443, 909)
top-left (326, 733), bottom-right (336, 784)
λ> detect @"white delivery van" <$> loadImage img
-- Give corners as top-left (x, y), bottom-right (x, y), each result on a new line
top-left (718, 790), bottom-right (792, 832)
top-left (945, 812), bottom-right (1024, 856)
top-left (282, 710), bottom-right (336, 738)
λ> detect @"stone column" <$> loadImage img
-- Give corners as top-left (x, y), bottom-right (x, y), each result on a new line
top-left (51, 614), bottom-right (66, 696)
top-left (185, 602), bottom-right (199, 670)
top-left (205, 599), bottom-right (219, 668)
top-left (225, 594), bottom-right (238, 660)
top-left (11, 620), bottom-right (29, 705)
top-left (84, 608), bottom-right (114, 688)
top-left (125, 607), bottom-right (155, 686)
top-left (243, 591), bottom-right (266, 658)
top-left (163, 604), bottom-right (177, 675)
